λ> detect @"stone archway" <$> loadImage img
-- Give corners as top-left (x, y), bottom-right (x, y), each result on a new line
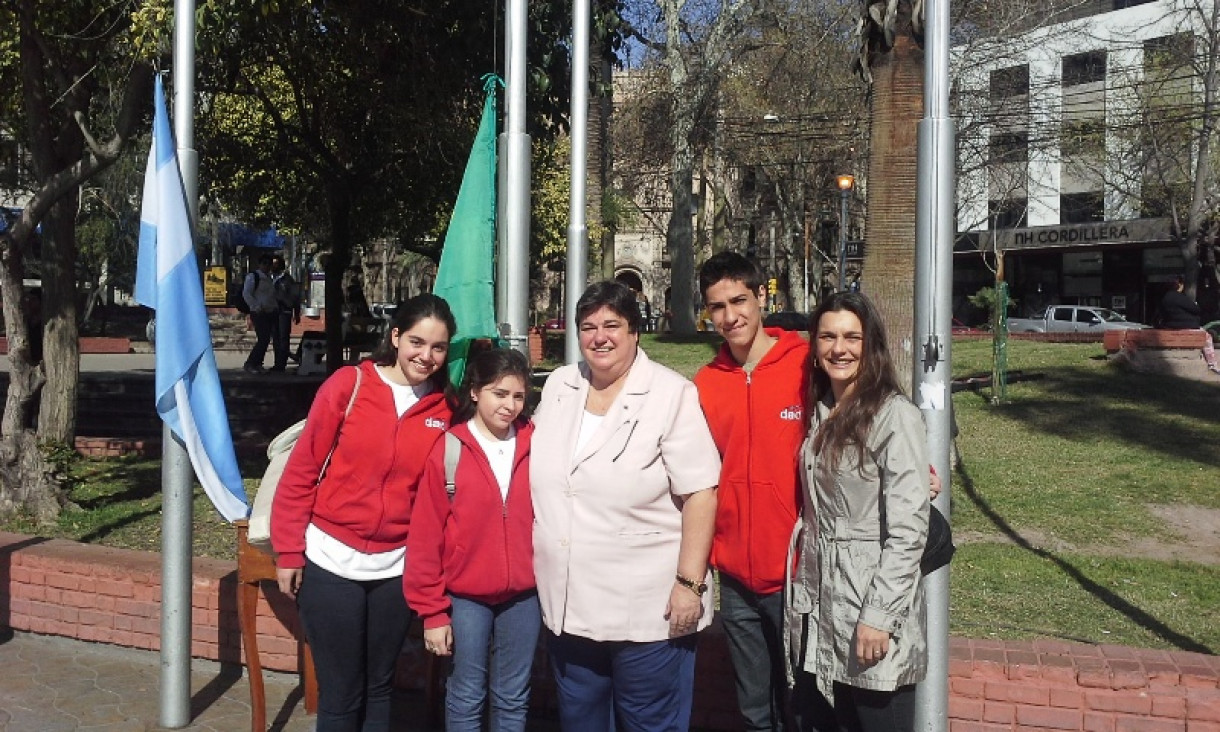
top-left (614, 269), bottom-right (654, 331)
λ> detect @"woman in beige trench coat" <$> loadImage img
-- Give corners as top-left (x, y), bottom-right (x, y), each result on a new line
top-left (787, 292), bottom-right (929, 732)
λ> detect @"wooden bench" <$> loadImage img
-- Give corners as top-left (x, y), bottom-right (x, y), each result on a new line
top-left (1103, 329), bottom-right (1209, 353)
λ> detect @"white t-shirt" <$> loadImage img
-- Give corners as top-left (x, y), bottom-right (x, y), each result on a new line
top-left (469, 423), bottom-right (517, 501)
top-left (373, 365), bottom-right (431, 416)
top-left (303, 366), bottom-right (434, 579)
top-left (574, 411), bottom-right (604, 456)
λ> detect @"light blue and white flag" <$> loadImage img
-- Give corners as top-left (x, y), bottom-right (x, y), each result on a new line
top-left (135, 76), bottom-right (248, 522)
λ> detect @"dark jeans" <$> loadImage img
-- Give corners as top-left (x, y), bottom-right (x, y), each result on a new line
top-left (793, 671), bottom-right (916, 732)
top-left (296, 560), bottom-right (414, 732)
top-left (246, 311), bottom-right (277, 368)
top-left (719, 574), bottom-right (789, 730)
top-left (547, 632), bottom-right (697, 732)
top-left (273, 310), bottom-right (294, 369)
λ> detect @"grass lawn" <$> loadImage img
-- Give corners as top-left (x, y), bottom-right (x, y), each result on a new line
top-left (2, 334), bottom-right (1218, 653)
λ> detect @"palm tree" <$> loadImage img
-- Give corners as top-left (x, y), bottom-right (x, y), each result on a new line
top-left (857, 0), bottom-right (925, 392)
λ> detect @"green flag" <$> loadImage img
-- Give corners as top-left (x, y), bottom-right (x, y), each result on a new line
top-left (435, 75), bottom-right (502, 385)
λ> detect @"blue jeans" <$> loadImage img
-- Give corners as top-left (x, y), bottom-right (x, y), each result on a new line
top-left (296, 560), bottom-right (413, 732)
top-left (719, 574), bottom-right (789, 730)
top-left (547, 632), bottom-right (697, 732)
top-left (446, 591), bottom-right (541, 732)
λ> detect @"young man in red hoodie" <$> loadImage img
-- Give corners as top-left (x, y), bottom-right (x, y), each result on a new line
top-left (694, 252), bottom-right (806, 731)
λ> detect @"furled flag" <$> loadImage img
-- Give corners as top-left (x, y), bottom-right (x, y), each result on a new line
top-left (135, 76), bottom-right (248, 522)
top-left (434, 74), bottom-right (503, 384)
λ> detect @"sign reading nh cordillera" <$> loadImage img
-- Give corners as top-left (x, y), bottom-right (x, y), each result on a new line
top-left (986, 218), bottom-right (1170, 251)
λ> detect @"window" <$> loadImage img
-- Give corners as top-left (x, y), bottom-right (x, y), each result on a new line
top-left (989, 131), bottom-right (1029, 164)
top-left (1061, 119), bottom-right (1105, 158)
top-left (1075, 309), bottom-right (1102, 324)
top-left (1053, 308), bottom-right (1073, 323)
top-left (1144, 33), bottom-right (1194, 73)
top-left (1062, 51), bottom-right (1107, 87)
top-left (1061, 191), bottom-right (1105, 224)
top-left (1114, 0), bottom-right (1155, 8)
top-left (989, 198), bottom-right (1027, 229)
top-left (990, 66), bottom-right (1029, 102)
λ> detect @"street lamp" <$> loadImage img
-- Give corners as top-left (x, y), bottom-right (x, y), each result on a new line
top-left (836, 174), bottom-right (855, 291)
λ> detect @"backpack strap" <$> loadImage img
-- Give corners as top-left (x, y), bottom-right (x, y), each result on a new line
top-left (443, 432), bottom-right (461, 501)
top-left (319, 366), bottom-right (364, 477)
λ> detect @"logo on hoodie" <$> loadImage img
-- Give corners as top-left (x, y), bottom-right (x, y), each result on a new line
top-left (425, 417), bottom-right (447, 430)
top-left (780, 405), bottom-right (802, 421)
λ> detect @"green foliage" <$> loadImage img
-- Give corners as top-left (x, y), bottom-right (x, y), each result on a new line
top-left (966, 285), bottom-right (1017, 319)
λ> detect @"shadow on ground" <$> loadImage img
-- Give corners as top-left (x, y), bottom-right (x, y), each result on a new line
top-left (955, 454), bottom-right (1214, 654)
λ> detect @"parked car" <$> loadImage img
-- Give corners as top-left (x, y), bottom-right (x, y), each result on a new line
top-left (1007, 305), bottom-right (1148, 333)
top-left (763, 311), bottom-right (811, 332)
top-left (542, 317), bottom-right (565, 330)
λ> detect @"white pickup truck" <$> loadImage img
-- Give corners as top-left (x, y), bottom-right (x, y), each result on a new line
top-left (1007, 305), bottom-right (1149, 333)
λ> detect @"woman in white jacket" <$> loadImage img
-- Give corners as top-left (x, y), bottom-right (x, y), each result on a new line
top-left (788, 291), bottom-right (929, 732)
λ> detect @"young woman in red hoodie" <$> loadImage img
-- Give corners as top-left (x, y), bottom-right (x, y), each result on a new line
top-left (272, 293), bottom-right (456, 732)
top-left (405, 348), bottom-right (537, 732)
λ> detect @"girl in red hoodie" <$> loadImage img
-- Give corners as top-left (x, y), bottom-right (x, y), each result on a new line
top-left (272, 294), bottom-right (456, 732)
top-left (405, 348), bottom-right (537, 732)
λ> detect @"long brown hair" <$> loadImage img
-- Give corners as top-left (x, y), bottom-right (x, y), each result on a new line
top-left (804, 291), bottom-right (902, 471)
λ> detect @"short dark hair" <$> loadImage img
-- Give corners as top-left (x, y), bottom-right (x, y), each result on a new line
top-left (698, 251), bottom-right (764, 299)
top-left (371, 293), bottom-right (458, 394)
top-left (575, 281), bottom-right (642, 334)
top-left (452, 348), bottom-right (533, 424)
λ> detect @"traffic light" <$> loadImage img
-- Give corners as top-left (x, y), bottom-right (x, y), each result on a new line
top-left (767, 278), bottom-right (778, 295)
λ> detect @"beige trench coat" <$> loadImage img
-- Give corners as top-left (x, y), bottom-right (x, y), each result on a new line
top-left (787, 393), bottom-right (929, 701)
top-left (531, 348), bottom-right (721, 642)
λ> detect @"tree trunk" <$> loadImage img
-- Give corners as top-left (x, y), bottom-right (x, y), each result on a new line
top-left (667, 165), bottom-right (698, 335)
top-left (862, 33), bottom-right (924, 394)
top-left (0, 230), bottom-right (59, 522)
top-left (325, 188), bottom-right (354, 372)
top-left (592, 53), bottom-right (616, 282)
top-left (38, 197), bottom-right (81, 444)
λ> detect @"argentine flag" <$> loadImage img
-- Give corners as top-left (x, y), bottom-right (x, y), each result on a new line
top-left (135, 77), bottom-right (248, 522)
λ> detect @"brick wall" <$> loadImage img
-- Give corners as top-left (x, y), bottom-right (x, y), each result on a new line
top-left (2, 531), bottom-right (1217, 731)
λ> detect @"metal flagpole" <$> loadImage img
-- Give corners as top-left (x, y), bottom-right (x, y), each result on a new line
top-left (913, 0), bottom-right (955, 729)
top-left (159, 0), bottom-right (197, 726)
top-left (501, 0), bottom-right (531, 360)
top-left (565, 0), bottom-right (590, 364)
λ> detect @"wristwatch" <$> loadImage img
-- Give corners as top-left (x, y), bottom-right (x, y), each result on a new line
top-left (675, 573), bottom-right (708, 596)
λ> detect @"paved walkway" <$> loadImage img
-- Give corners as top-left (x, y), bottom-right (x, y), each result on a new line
top-left (0, 628), bottom-right (448, 731)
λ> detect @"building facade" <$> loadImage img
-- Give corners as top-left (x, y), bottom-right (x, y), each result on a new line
top-left (954, 0), bottom-right (1218, 325)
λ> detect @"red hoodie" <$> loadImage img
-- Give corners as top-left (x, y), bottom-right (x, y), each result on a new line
top-left (404, 419), bottom-right (535, 629)
top-left (694, 328), bottom-right (807, 595)
top-left (272, 361), bottom-right (453, 570)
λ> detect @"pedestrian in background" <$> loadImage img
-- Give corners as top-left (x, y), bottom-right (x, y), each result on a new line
top-left (272, 294), bottom-right (457, 732)
top-left (269, 255), bottom-right (301, 372)
top-left (788, 291), bottom-right (929, 732)
top-left (406, 348), bottom-right (538, 732)
top-left (1158, 275), bottom-right (1219, 374)
top-left (242, 255), bottom-right (277, 374)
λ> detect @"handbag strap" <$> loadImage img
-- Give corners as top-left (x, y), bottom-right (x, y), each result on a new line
top-left (318, 366), bottom-right (364, 480)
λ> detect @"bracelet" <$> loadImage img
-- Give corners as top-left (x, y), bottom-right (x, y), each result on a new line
top-left (675, 573), bottom-right (708, 596)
